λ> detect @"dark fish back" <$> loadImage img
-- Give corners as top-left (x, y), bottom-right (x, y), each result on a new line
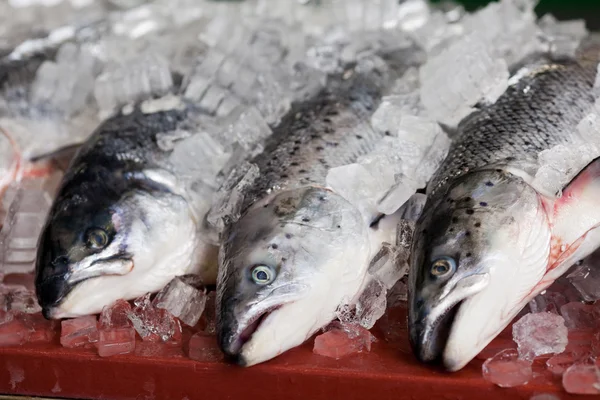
top-left (428, 55), bottom-right (597, 198)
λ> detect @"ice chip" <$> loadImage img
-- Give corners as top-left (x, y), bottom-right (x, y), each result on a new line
top-left (567, 258), bottom-right (600, 302)
top-left (199, 291), bottom-right (217, 335)
top-left (206, 162), bottom-right (260, 234)
top-left (313, 322), bottom-right (376, 360)
top-left (482, 349), bottom-right (533, 387)
top-left (99, 299), bottom-right (132, 329)
top-left (60, 316), bottom-right (99, 348)
top-left (354, 279), bottom-right (387, 330)
top-left (188, 333), bottom-right (223, 362)
top-left (97, 328), bottom-right (136, 357)
top-left (546, 352), bottom-right (582, 375)
top-left (512, 312), bottom-right (568, 360)
top-left (154, 275), bottom-right (207, 327)
top-left (386, 279), bottom-right (407, 308)
top-left (19, 313), bottom-right (57, 344)
top-left (127, 293), bottom-right (181, 344)
top-left (7, 289), bottom-right (41, 314)
top-left (529, 291), bottom-right (567, 314)
top-left (529, 394), bottom-right (560, 400)
top-left (562, 364), bottom-right (600, 395)
top-left (0, 319), bottom-right (30, 347)
top-left (560, 302), bottom-right (597, 330)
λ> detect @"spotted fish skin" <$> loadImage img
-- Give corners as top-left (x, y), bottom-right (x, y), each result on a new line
top-left (240, 71), bottom-right (389, 212)
top-left (427, 56), bottom-right (596, 199)
top-left (216, 37), bottom-right (425, 367)
top-left (409, 40), bottom-right (600, 373)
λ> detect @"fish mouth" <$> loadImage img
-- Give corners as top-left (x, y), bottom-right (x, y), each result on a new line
top-left (409, 273), bottom-right (490, 368)
top-left (219, 305), bottom-right (282, 366)
top-left (410, 300), bottom-right (462, 364)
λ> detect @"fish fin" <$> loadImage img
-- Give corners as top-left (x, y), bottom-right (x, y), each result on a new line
top-left (545, 156), bottom-right (600, 281)
top-left (28, 143), bottom-right (81, 172)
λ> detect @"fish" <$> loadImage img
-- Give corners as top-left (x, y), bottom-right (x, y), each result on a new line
top-left (215, 38), bottom-right (422, 367)
top-left (408, 39), bottom-right (600, 371)
top-left (35, 102), bottom-right (219, 319)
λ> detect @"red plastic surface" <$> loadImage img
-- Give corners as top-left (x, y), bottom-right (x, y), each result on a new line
top-left (0, 307), bottom-right (587, 399)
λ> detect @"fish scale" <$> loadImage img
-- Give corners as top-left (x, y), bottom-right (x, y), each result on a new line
top-left (240, 72), bottom-right (387, 212)
top-left (428, 58), bottom-right (597, 199)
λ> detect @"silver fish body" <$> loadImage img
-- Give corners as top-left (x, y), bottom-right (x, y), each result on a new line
top-left (35, 103), bottom-right (218, 318)
top-left (216, 44), bottom-right (421, 366)
top-left (409, 42), bottom-right (600, 371)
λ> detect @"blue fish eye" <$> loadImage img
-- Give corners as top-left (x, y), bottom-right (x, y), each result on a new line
top-left (430, 256), bottom-right (456, 278)
top-left (250, 265), bottom-right (275, 285)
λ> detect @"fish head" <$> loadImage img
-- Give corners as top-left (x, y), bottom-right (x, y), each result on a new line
top-left (217, 186), bottom-right (370, 366)
top-left (36, 185), bottom-right (199, 319)
top-left (409, 170), bottom-right (549, 371)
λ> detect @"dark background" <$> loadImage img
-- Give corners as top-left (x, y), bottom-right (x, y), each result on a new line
top-left (431, 0), bottom-right (600, 30)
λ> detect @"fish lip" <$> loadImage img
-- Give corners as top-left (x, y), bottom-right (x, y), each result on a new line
top-left (219, 305), bottom-right (282, 361)
top-left (410, 300), bottom-right (462, 363)
top-left (409, 273), bottom-right (490, 366)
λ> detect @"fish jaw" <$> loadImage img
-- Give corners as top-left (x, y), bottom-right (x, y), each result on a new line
top-left (39, 191), bottom-right (201, 318)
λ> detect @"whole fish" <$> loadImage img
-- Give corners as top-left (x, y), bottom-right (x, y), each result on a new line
top-left (408, 40), bottom-right (600, 371)
top-left (215, 40), bottom-right (422, 366)
top-left (35, 103), bottom-right (218, 319)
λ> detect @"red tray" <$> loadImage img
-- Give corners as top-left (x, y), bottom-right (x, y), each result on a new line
top-left (0, 307), bottom-right (585, 400)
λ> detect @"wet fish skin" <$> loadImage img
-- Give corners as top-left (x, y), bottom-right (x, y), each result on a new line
top-left (35, 105), bottom-right (214, 318)
top-left (409, 46), bottom-right (600, 371)
top-left (215, 60), bottom-right (409, 366)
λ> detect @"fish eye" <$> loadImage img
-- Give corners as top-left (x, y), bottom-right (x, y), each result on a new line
top-left (430, 257), bottom-right (456, 278)
top-left (250, 265), bottom-right (276, 285)
top-left (86, 228), bottom-right (109, 250)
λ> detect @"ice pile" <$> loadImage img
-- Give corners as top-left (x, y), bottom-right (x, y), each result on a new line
top-left (313, 321), bottom-right (376, 360)
top-left (94, 52), bottom-right (172, 118)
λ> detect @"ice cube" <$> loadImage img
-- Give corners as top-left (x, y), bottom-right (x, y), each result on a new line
top-left (221, 106), bottom-right (272, 155)
top-left (1, 177), bottom-right (55, 274)
top-left (188, 333), bottom-right (223, 362)
top-left (154, 275), bottom-right (207, 327)
top-left (7, 289), bottom-right (41, 314)
top-left (60, 316), bottom-right (99, 348)
top-left (529, 291), bottom-right (567, 314)
top-left (512, 312), bottom-right (568, 360)
top-left (419, 33), bottom-right (509, 127)
top-left (567, 258), bottom-right (600, 302)
top-left (199, 291), bottom-right (217, 335)
top-left (562, 364), bottom-right (600, 395)
top-left (313, 322), bottom-right (376, 360)
top-left (19, 313), bottom-right (57, 343)
top-left (205, 162), bottom-right (260, 234)
top-left (99, 299), bottom-right (132, 329)
top-left (546, 352), bottom-right (582, 375)
top-left (0, 318), bottom-right (30, 347)
top-left (482, 349), bottom-right (533, 387)
top-left (97, 328), bottom-right (136, 357)
top-left (354, 279), bottom-right (387, 330)
top-left (127, 293), bottom-right (182, 344)
top-left (560, 302), bottom-right (597, 330)
top-left (386, 279), bottom-right (407, 308)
